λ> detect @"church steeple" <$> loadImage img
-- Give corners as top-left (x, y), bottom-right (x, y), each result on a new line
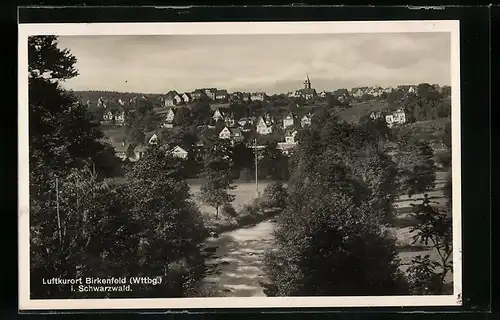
top-left (303, 74), bottom-right (311, 89)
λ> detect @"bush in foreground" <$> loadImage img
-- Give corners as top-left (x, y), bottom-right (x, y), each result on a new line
top-left (263, 181), bottom-right (288, 209)
top-left (262, 187), bottom-right (409, 296)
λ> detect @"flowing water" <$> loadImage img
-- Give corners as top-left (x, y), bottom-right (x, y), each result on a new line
top-left (201, 220), bottom-right (276, 297)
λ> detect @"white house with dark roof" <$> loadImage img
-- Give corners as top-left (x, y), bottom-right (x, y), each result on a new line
top-left (161, 108), bottom-right (176, 128)
top-left (216, 89), bottom-right (229, 100)
top-left (181, 92), bottom-right (192, 103)
top-left (224, 113), bottom-right (235, 127)
top-left (170, 145), bottom-right (188, 159)
top-left (191, 89), bottom-right (205, 100)
top-left (251, 92), bottom-right (266, 101)
top-left (102, 110), bottom-right (114, 122)
top-left (219, 126), bottom-right (232, 140)
top-left (213, 109), bottom-right (224, 121)
top-left (204, 88), bottom-right (217, 100)
top-left (385, 108), bottom-right (406, 128)
top-left (278, 130), bottom-right (299, 155)
top-left (148, 133), bottom-right (159, 145)
top-left (283, 113), bottom-right (295, 129)
top-left (115, 109), bottom-right (126, 126)
top-left (285, 130), bottom-right (298, 144)
top-left (164, 91), bottom-right (179, 107)
top-left (256, 116), bottom-right (273, 135)
top-left (300, 113), bottom-right (313, 127)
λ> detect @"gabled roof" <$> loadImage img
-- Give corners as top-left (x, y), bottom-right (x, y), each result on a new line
top-left (171, 145), bottom-right (188, 153)
top-left (219, 126), bottom-right (231, 134)
top-left (165, 90), bottom-right (179, 99)
top-left (216, 89), bottom-right (228, 95)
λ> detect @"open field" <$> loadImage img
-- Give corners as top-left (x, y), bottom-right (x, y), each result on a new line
top-left (396, 118), bottom-right (450, 141)
top-left (189, 181), bottom-right (271, 215)
top-left (335, 100), bottom-right (389, 123)
top-left (102, 127), bottom-right (127, 142)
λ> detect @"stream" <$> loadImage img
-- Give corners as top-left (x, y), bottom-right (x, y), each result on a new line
top-left (200, 220), bottom-right (276, 297)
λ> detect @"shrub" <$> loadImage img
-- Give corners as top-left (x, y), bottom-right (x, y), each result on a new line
top-left (263, 181), bottom-right (288, 209)
top-left (435, 151), bottom-right (451, 169)
top-left (263, 189), bottom-right (409, 296)
top-left (221, 203), bottom-right (238, 218)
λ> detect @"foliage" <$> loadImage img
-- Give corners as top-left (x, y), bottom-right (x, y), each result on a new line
top-left (231, 142), bottom-right (255, 173)
top-left (263, 115), bottom-right (408, 296)
top-left (263, 185), bottom-right (408, 296)
top-left (258, 142), bottom-right (289, 181)
top-left (173, 106), bottom-right (193, 127)
top-left (395, 134), bottom-right (437, 197)
top-left (29, 36), bottom-right (207, 299)
top-left (125, 145), bottom-right (207, 297)
top-left (407, 195), bottom-right (453, 294)
top-left (30, 168), bottom-right (136, 298)
top-left (199, 138), bottom-right (236, 218)
top-left (405, 255), bottom-right (443, 294)
top-left (263, 181), bottom-right (288, 209)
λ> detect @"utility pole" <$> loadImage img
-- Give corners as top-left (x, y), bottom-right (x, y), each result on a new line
top-left (254, 138), bottom-right (259, 197)
top-left (55, 177), bottom-right (62, 244)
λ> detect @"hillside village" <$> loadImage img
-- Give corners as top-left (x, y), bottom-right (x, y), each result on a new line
top-left (30, 35), bottom-right (457, 300)
top-left (76, 75), bottom-right (451, 164)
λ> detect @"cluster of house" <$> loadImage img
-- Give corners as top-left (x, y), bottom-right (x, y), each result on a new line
top-left (163, 88), bottom-right (267, 108)
top-left (370, 108), bottom-right (407, 128)
top-left (351, 86), bottom-right (401, 99)
top-left (111, 135), bottom-right (190, 163)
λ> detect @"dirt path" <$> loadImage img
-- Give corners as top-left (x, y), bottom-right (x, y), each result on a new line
top-left (201, 220), bottom-right (276, 297)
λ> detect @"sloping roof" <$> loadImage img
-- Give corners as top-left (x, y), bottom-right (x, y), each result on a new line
top-left (171, 145), bottom-right (188, 153)
top-left (165, 90), bottom-right (179, 98)
top-left (216, 89), bottom-right (228, 95)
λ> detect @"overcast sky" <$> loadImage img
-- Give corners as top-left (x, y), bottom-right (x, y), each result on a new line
top-left (57, 33), bottom-right (451, 94)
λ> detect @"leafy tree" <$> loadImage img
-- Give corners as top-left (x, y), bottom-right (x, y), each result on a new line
top-left (199, 138), bottom-right (235, 218)
top-left (191, 101), bottom-right (212, 125)
top-left (263, 181), bottom-right (288, 209)
top-left (231, 142), bottom-right (255, 173)
top-left (406, 194), bottom-right (453, 294)
top-left (173, 106), bottom-right (192, 127)
top-left (125, 145), bottom-right (207, 297)
top-left (263, 116), bottom-right (408, 296)
top-left (395, 135), bottom-right (437, 197)
top-left (30, 168), bottom-right (136, 299)
top-left (258, 142), bottom-right (289, 181)
top-left (263, 159), bottom-right (407, 296)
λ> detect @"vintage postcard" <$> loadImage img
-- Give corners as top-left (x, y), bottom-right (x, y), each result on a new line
top-left (18, 20), bottom-right (462, 310)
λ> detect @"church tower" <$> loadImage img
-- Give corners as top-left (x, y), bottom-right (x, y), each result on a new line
top-left (303, 74), bottom-right (311, 90)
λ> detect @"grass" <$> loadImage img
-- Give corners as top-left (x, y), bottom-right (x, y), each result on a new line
top-left (189, 181), bottom-right (271, 215)
top-left (395, 118), bottom-right (450, 141)
top-left (102, 127), bottom-right (128, 142)
top-left (335, 100), bottom-right (389, 123)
